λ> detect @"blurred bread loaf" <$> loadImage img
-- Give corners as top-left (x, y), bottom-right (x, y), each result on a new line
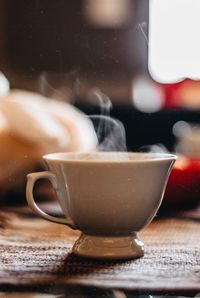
top-left (0, 75), bottom-right (97, 201)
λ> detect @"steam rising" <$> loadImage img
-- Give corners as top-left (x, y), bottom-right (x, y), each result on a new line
top-left (140, 143), bottom-right (169, 154)
top-left (90, 115), bottom-right (127, 152)
top-left (38, 71), bottom-right (82, 102)
top-left (37, 75), bottom-right (170, 157)
top-left (137, 22), bottom-right (148, 44)
top-left (88, 89), bottom-right (127, 152)
top-left (38, 73), bottom-right (67, 101)
top-left (38, 73), bottom-right (127, 153)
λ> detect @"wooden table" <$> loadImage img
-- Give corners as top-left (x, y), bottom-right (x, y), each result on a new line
top-left (0, 203), bottom-right (199, 297)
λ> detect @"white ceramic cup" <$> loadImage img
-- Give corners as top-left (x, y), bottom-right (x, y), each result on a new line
top-left (26, 152), bottom-right (176, 260)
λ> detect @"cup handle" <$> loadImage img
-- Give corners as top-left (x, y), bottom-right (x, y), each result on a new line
top-left (26, 171), bottom-right (76, 229)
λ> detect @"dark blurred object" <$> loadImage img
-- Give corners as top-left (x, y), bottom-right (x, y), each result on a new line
top-left (75, 101), bottom-right (200, 151)
top-left (0, 0), bottom-right (149, 103)
top-left (4, 0), bottom-right (144, 75)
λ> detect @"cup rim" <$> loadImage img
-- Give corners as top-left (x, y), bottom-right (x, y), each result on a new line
top-left (43, 152), bottom-right (177, 163)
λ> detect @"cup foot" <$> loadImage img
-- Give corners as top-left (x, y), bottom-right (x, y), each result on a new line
top-left (72, 233), bottom-right (144, 260)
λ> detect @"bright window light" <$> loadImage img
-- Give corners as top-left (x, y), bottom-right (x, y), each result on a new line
top-left (149, 0), bottom-right (200, 83)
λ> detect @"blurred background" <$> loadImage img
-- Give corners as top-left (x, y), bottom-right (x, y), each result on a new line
top-left (1, 1), bottom-right (200, 110)
top-left (1, 0), bottom-right (200, 207)
top-left (0, 0), bottom-right (148, 103)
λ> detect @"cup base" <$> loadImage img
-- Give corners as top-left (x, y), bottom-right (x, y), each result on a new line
top-left (72, 233), bottom-right (144, 260)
